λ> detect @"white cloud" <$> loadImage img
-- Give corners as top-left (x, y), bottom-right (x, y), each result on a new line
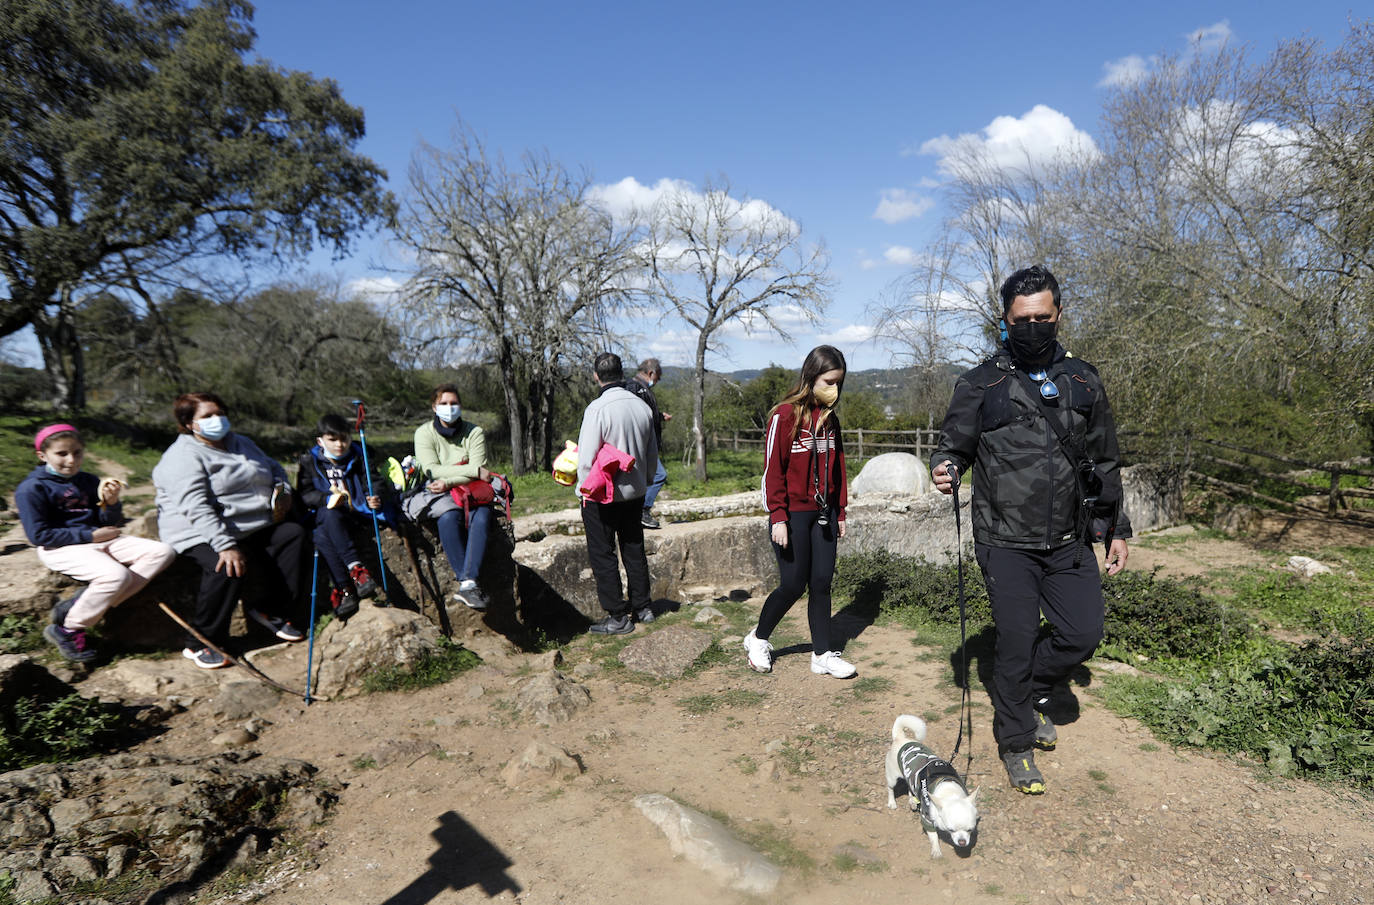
top-left (829, 323), bottom-right (877, 344)
top-left (1187, 20), bottom-right (1232, 52)
top-left (347, 276), bottom-right (404, 305)
top-left (872, 189), bottom-right (933, 224)
top-left (919, 105), bottom-right (1098, 176)
top-left (883, 245), bottom-right (918, 266)
top-left (586, 176), bottom-right (795, 235)
top-left (1099, 54), bottom-right (1150, 88)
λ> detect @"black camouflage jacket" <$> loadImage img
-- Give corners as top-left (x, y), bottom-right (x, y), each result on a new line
top-left (931, 345), bottom-right (1132, 551)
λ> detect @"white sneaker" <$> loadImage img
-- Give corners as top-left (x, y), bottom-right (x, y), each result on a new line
top-left (811, 650), bottom-right (857, 679)
top-left (743, 628), bottom-right (773, 673)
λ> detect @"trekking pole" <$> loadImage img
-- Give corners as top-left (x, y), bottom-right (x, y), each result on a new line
top-left (351, 398), bottom-right (389, 595)
top-left (305, 550), bottom-right (319, 704)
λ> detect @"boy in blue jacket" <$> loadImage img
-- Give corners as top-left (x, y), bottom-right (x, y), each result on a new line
top-left (16, 424), bottom-right (176, 661)
top-left (295, 414), bottom-right (389, 619)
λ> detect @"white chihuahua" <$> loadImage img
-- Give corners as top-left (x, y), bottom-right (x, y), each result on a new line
top-left (884, 714), bottom-right (979, 857)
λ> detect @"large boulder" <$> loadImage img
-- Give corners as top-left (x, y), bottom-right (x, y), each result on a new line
top-left (850, 452), bottom-right (930, 496)
top-left (633, 793), bottom-right (781, 894)
top-left (618, 625), bottom-right (713, 678)
top-left (0, 751), bottom-right (332, 895)
top-left (297, 605), bottom-right (444, 700)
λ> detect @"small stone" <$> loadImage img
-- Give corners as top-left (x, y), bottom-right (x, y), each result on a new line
top-left (693, 606), bottom-right (726, 624)
top-left (105, 844), bottom-right (135, 877)
top-left (465, 684), bottom-right (486, 700)
top-left (211, 728), bottom-right (258, 747)
top-left (500, 740), bottom-right (583, 787)
top-left (1070, 884), bottom-right (1089, 898)
top-left (571, 662), bottom-right (598, 678)
top-left (763, 739), bottom-right (785, 755)
top-left (759, 760), bottom-right (778, 782)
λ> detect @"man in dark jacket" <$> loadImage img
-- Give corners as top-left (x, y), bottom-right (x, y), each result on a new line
top-left (931, 264), bottom-right (1131, 795)
top-left (624, 358), bottom-right (670, 528)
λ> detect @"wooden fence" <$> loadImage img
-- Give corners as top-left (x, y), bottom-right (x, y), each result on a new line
top-left (1174, 436), bottom-right (1374, 520)
top-left (712, 427), bottom-right (942, 461)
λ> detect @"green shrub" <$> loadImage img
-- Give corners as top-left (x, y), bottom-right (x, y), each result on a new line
top-left (1098, 637), bottom-right (1374, 787)
top-left (0, 693), bottom-right (128, 772)
top-left (834, 550), bottom-right (991, 628)
top-left (1101, 569), bottom-right (1251, 660)
top-left (0, 614), bottom-right (44, 654)
top-left (361, 638), bottom-right (481, 694)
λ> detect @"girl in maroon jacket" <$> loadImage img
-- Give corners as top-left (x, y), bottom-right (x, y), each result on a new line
top-left (743, 345), bottom-right (855, 678)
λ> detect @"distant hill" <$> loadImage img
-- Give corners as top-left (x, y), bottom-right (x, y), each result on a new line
top-left (656, 364), bottom-right (960, 407)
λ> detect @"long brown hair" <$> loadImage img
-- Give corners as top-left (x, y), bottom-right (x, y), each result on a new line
top-left (774, 345), bottom-right (846, 440)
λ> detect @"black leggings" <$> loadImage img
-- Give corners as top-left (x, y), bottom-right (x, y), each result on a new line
top-left (755, 510), bottom-right (837, 654)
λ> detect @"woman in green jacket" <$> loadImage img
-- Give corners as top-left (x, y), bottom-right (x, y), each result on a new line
top-left (414, 384), bottom-right (492, 610)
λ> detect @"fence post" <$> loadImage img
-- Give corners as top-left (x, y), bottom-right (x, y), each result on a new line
top-left (856, 428), bottom-right (864, 459)
top-left (1329, 468), bottom-right (1342, 516)
top-left (733, 430), bottom-right (738, 451)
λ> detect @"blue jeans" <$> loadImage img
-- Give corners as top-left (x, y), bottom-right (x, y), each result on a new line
top-left (643, 459), bottom-right (667, 509)
top-left (436, 506), bottom-right (491, 583)
top-left (313, 506), bottom-right (363, 587)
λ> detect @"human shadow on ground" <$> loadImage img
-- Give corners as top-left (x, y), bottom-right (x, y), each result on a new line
top-left (378, 810), bottom-right (521, 904)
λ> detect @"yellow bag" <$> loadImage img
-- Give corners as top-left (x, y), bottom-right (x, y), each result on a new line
top-left (552, 440), bottom-right (578, 486)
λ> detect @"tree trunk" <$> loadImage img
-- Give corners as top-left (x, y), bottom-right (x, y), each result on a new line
top-left (497, 339), bottom-right (527, 474)
top-left (35, 288), bottom-right (86, 411)
top-left (692, 334), bottom-right (708, 482)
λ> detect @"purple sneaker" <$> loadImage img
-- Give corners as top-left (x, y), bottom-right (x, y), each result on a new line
top-left (44, 624), bottom-right (97, 663)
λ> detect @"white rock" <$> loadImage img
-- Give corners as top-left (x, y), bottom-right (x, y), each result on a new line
top-left (633, 793), bottom-right (781, 894)
top-left (850, 452), bottom-right (930, 496)
top-left (1286, 556), bottom-right (1332, 578)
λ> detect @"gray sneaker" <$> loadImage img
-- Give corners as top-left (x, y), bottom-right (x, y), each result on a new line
top-left (44, 624), bottom-right (97, 663)
top-left (1002, 748), bottom-right (1045, 794)
top-left (588, 613), bottom-right (633, 635)
top-left (635, 605), bottom-right (655, 624)
top-left (1033, 697), bottom-right (1058, 750)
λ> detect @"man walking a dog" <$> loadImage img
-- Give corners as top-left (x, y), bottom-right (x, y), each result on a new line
top-left (931, 264), bottom-right (1131, 794)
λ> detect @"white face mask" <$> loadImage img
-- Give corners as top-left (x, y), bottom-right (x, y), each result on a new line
top-left (195, 415), bottom-right (231, 440)
top-left (434, 404), bottom-right (461, 423)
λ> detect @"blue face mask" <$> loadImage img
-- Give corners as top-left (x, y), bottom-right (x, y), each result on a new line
top-left (434, 404), bottom-right (461, 424)
top-left (195, 415), bottom-right (231, 441)
top-left (44, 464), bottom-right (67, 477)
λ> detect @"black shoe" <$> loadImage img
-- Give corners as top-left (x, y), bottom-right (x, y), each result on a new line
top-left (1001, 747), bottom-right (1045, 794)
top-left (641, 508), bottom-right (661, 529)
top-left (44, 624), bottom-right (97, 662)
top-left (635, 606), bottom-right (655, 624)
top-left (349, 564), bottom-right (378, 599)
top-left (588, 613), bottom-right (634, 635)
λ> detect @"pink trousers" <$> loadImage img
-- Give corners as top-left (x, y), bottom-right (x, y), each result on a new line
top-left (36, 534), bottom-right (177, 629)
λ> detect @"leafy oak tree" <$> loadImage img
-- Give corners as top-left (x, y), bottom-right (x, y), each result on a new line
top-left (0, 0), bottom-right (394, 408)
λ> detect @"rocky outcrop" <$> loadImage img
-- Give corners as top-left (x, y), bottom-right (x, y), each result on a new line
top-left (513, 670), bottom-right (592, 726)
top-left (500, 740), bottom-right (583, 787)
top-left (303, 605), bottom-right (444, 699)
top-left (0, 751), bottom-right (333, 897)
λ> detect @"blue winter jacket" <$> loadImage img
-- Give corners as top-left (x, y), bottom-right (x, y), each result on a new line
top-left (16, 466), bottom-right (122, 548)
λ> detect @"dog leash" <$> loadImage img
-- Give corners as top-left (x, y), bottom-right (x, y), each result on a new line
top-left (946, 464), bottom-right (973, 773)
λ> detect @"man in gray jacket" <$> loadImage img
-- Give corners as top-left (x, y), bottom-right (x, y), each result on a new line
top-left (576, 352), bottom-right (659, 635)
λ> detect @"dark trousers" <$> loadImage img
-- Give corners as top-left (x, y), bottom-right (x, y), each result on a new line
top-left (313, 506), bottom-right (364, 587)
top-left (435, 506), bottom-right (491, 583)
top-left (581, 498), bottom-right (650, 616)
top-left (183, 521), bottom-right (306, 648)
top-left (975, 541), bottom-right (1105, 753)
top-left (755, 510), bottom-right (838, 654)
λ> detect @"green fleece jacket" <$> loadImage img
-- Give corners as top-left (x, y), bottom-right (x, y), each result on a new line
top-left (414, 419), bottom-right (487, 486)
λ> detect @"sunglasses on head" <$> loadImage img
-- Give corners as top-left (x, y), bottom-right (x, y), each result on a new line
top-left (1028, 369), bottom-right (1060, 400)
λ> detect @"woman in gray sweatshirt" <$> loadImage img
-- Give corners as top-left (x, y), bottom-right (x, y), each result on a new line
top-left (153, 392), bottom-right (306, 668)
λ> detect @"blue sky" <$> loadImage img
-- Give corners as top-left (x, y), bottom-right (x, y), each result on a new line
top-left (8, 0), bottom-right (1360, 374)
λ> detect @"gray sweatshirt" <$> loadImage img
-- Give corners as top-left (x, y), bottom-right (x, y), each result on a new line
top-left (153, 432), bottom-right (288, 553)
top-left (576, 384), bottom-right (658, 503)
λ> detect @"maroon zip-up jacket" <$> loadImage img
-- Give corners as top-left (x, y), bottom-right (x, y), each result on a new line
top-left (763, 404), bottom-right (847, 526)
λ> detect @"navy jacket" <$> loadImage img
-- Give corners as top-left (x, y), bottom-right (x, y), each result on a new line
top-left (16, 466), bottom-right (122, 548)
top-left (295, 445), bottom-right (391, 522)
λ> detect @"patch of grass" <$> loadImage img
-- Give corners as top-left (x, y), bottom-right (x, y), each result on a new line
top-left (1087, 769), bottom-right (1108, 781)
top-left (984, 883), bottom-right (1005, 896)
top-left (1138, 742), bottom-right (1160, 752)
top-left (352, 755), bottom-right (378, 770)
top-left (0, 614), bottom-right (44, 654)
top-left (683, 640), bottom-right (733, 677)
top-left (1099, 568), bottom-right (1252, 662)
top-left (726, 818), bottom-right (816, 874)
top-left (677, 688), bottom-right (765, 715)
top-left (733, 754), bottom-right (758, 775)
top-left (848, 676), bottom-right (894, 701)
top-left (0, 693), bottom-right (131, 772)
top-left (361, 638), bottom-right (481, 694)
top-left (1220, 563), bottom-right (1374, 639)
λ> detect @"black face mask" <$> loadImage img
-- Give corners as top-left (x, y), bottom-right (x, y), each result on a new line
top-left (1006, 321), bottom-right (1059, 368)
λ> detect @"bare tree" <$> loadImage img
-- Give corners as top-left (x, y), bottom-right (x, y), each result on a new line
top-left (396, 122), bottom-right (639, 473)
top-left (645, 178), bottom-right (831, 480)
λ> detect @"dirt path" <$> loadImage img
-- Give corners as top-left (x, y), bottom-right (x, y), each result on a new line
top-left (121, 544), bottom-right (1374, 905)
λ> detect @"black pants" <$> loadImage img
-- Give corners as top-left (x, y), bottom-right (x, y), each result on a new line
top-left (183, 521), bottom-right (306, 648)
top-left (581, 498), bottom-right (650, 616)
top-left (756, 510), bottom-right (837, 654)
top-left (976, 541), bottom-right (1105, 753)
top-left (312, 505), bottom-right (365, 587)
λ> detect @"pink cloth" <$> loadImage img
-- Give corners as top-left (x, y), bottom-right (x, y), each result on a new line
top-left (36, 535), bottom-right (177, 629)
top-left (578, 444), bottom-right (636, 504)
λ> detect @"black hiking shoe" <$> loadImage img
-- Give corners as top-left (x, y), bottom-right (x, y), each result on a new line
top-left (1033, 697), bottom-right (1058, 750)
top-left (641, 508), bottom-right (661, 529)
top-left (1002, 748), bottom-right (1045, 794)
top-left (588, 613), bottom-right (634, 635)
top-left (44, 624), bottom-right (97, 663)
top-left (50, 592), bottom-right (82, 627)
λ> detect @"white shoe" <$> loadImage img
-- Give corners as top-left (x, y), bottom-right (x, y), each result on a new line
top-left (811, 650), bottom-right (856, 679)
top-left (743, 628), bottom-right (773, 673)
